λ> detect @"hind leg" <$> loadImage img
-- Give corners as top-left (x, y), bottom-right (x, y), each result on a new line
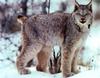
top-left (36, 46), bottom-right (51, 72)
top-left (16, 43), bottom-right (43, 74)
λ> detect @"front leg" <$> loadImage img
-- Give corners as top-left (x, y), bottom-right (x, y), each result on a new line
top-left (71, 48), bottom-right (80, 74)
top-left (61, 46), bottom-right (75, 78)
top-left (72, 47), bottom-right (84, 74)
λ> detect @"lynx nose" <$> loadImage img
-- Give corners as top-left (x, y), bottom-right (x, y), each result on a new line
top-left (80, 17), bottom-right (86, 24)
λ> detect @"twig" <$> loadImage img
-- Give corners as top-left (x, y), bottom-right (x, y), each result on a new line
top-left (48, 0), bottom-right (50, 14)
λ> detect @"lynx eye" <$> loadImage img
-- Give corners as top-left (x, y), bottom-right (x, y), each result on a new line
top-left (84, 13), bottom-right (88, 16)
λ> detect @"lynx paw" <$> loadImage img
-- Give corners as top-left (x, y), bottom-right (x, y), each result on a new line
top-left (19, 69), bottom-right (31, 75)
top-left (63, 72), bottom-right (74, 78)
top-left (73, 69), bottom-right (80, 74)
top-left (36, 65), bottom-right (46, 72)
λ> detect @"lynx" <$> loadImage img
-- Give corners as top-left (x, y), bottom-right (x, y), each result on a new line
top-left (16, 0), bottom-right (93, 77)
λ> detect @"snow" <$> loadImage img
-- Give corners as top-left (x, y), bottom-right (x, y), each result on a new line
top-left (79, 21), bottom-right (100, 67)
top-left (0, 65), bottom-right (100, 78)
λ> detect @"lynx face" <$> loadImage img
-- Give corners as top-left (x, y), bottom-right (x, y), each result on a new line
top-left (72, 1), bottom-right (93, 32)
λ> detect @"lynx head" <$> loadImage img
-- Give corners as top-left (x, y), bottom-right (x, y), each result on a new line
top-left (72, 0), bottom-right (93, 32)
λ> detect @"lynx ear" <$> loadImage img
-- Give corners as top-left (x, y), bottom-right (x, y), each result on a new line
top-left (17, 15), bottom-right (28, 24)
top-left (87, 0), bottom-right (92, 12)
top-left (74, 0), bottom-right (80, 12)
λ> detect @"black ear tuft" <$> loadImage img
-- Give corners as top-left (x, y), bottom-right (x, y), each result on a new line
top-left (74, 5), bottom-right (79, 12)
top-left (87, 0), bottom-right (92, 12)
top-left (74, 0), bottom-right (79, 12)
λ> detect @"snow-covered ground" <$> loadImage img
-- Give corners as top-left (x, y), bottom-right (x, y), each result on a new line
top-left (1, 65), bottom-right (100, 78)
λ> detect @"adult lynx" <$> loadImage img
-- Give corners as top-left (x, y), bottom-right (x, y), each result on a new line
top-left (16, 0), bottom-right (93, 77)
